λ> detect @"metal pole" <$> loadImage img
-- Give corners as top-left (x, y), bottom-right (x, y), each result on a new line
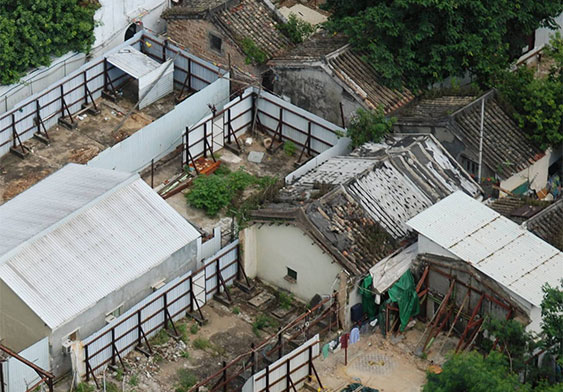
top-left (477, 98), bottom-right (485, 183)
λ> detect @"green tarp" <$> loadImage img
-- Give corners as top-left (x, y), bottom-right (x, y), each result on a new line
top-left (388, 270), bottom-right (420, 331)
top-left (359, 275), bottom-right (377, 320)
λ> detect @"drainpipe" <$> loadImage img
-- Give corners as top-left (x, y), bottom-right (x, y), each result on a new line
top-left (477, 97), bottom-right (485, 183)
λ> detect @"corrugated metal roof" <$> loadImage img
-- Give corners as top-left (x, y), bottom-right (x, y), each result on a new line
top-left (0, 164), bottom-right (200, 329)
top-left (0, 164), bottom-right (134, 258)
top-left (107, 46), bottom-right (162, 79)
top-left (407, 191), bottom-right (563, 307)
top-left (370, 242), bottom-right (418, 294)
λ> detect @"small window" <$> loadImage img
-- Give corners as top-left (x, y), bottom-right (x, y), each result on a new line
top-left (209, 33), bottom-right (222, 53)
top-left (67, 330), bottom-right (79, 341)
top-left (285, 267), bottom-right (297, 282)
top-left (461, 155), bottom-right (479, 176)
top-left (105, 304), bottom-right (123, 323)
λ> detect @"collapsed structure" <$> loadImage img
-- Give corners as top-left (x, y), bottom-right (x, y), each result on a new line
top-left (242, 133), bottom-right (482, 328)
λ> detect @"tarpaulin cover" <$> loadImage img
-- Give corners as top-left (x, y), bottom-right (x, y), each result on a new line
top-left (388, 270), bottom-right (420, 331)
top-left (359, 275), bottom-right (377, 320)
top-left (341, 383), bottom-right (379, 392)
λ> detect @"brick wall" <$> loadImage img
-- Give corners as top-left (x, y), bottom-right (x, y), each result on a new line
top-left (167, 19), bottom-right (260, 82)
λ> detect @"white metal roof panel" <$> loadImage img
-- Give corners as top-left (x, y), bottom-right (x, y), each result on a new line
top-left (106, 46), bottom-right (161, 79)
top-left (0, 166), bottom-right (200, 329)
top-left (0, 164), bottom-right (133, 258)
top-left (407, 191), bottom-right (563, 307)
top-left (370, 242), bottom-right (418, 294)
top-left (297, 157), bottom-right (376, 185)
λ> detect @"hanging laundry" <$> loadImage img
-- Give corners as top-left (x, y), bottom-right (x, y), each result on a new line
top-left (350, 327), bottom-right (360, 344)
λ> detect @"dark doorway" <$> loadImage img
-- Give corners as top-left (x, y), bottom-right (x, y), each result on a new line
top-left (124, 23), bottom-right (137, 41)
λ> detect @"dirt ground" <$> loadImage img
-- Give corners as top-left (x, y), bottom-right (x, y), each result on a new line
top-left (313, 321), bottom-right (456, 392)
top-left (141, 131), bottom-right (301, 234)
top-left (61, 282), bottom-right (310, 392)
top-left (0, 86), bottom-right (175, 205)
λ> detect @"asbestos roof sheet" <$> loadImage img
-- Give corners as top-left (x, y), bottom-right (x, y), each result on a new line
top-left (370, 242), bottom-right (418, 294)
top-left (107, 46), bottom-right (162, 79)
top-left (407, 191), bottom-right (563, 307)
top-left (0, 164), bottom-right (200, 329)
top-left (289, 134), bottom-right (481, 239)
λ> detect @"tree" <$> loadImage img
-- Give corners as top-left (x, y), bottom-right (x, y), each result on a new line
top-left (346, 107), bottom-right (395, 148)
top-left (423, 351), bottom-right (527, 392)
top-left (540, 280), bottom-right (563, 357)
top-left (323, 0), bottom-right (563, 91)
top-left (277, 14), bottom-right (315, 44)
top-left (0, 0), bottom-right (99, 85)
top-left (498, 34), bottom-right (563, 149)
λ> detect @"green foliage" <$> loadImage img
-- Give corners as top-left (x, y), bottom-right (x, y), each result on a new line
top-left (277, 14), bottom-right (315, 44)
top-left (283, 140), bottom-right (296, 157)
top-left (498, 34), bottom-right (563, 149)
top-left (241, 38), bottom-right (268, 65)
top-left (193, 337), bottom-right (211, 350)
top-left (153, 353), bottom-right (163, 363)
top-left (323, 0), bottom-right (563, 91)
top-left (129, 373), bottom-right (139, 387)
top-left (540, 280), bottom-right (563, 357)
top-left (187, 168), bottom-right (273, 217)
top-left (104, 382), bottom-right (119, 392)
top-left (151, 329), bottom-right (170, 345)
top-left (190, 323), bottom-right (199, 335)
top-left (252, 314), bottom-right (278, 337)
top-left (346, 107), bottom-right (395, 148)
top-left (482, 318), bottom-right (534, 373)
top-left (423, 351), bottom-right (525, 392)
top-left (0, 0), bottom-right (99, 84)
top-left (176, 369), bottom-right (197, 392)
top-left (180, 350), bottom-right (190, 359)
top-left (76, 383), bottom-right (95, 392)
top-left (114, 367), bottom-right (123, 381)
top-left (232, 306), bottom-right (241, 315)
top-left (277, 290), bottom-right (293, 310)
top-left (177, 323), bottom-right (189, 344)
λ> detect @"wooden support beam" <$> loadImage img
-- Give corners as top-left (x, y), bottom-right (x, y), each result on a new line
top-left (456, 293), bottom-right (485, 352)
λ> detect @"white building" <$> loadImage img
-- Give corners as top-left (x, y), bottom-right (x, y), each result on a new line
top-left (0, 164), bottom-right (201, 377)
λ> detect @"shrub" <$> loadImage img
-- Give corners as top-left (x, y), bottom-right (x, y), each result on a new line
top-left (176, 369), bottom-right (197, 391)
top-left (252, 314), bottom-right (278, 336)
top-left (193, 337), bottom-right (211, 350)
top-left (277, 290), bottom-right (293, 310)
top-left (277, 14), bottom-right (315, 44)
top-left (346, 107), bottom-right (396, 148)
top-left (241, 38), bottom-right (268, 64)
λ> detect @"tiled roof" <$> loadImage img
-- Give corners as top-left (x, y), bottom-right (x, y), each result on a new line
top-left (394, 95), bottom-right (476, 122)
top-left (281, 134), bottom-right (482, 239)
top-left (487, 196), bottom-right (549, 224)
top-left (215, 0), bottom-right (292, 58)
top-left (163, 0), bottom-right (229, 16)
top-left (327, 49), bottom-right (414, 114)
top-left (394, 91), bottom-right (544, 179)
top-left (251, 187), bottom-right (397, 276)
top-left (525, 199), bottom-right (563, 251)
top-left (454, 98), bottom-right (543, 179)
top-left (270, 31), bottom-right (348, 61)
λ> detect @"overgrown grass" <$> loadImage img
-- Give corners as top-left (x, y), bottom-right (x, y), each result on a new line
top-left (241, 38), bottom-right (268, 64)
top-left (151, 329), bottom-right (170, 345)
top-left (232, 306), bottom-right (241, 315)
top-left (177, 323), bottom-right (189, 344)
top-left (181, 350), bottom-right (190, 359)
top-left (176, 369), bottom-right (198, 392)
top-left (190, 323), bottom-right (199, 335)
top-left (104, 382), bottom-right (119, 392)
top-left (283, 140), bottom-right (296, 156)
top-left (129, 373), bottom-right (139, 386)
top-left (193, 337), bottom-right (212, 350)
top-left (76, 383), bottom-right (95, 392)
top-left (115, 367), bottom-right (123, 381)
top-left (186, 167), bottom-right (275, 217)
top-left (252, 314), bottom-right (278, 337)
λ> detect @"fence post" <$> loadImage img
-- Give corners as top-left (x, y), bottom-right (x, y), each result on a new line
top-left (163, 39), bottom-right (168, 62)
top-left (111, 328), bottom-right (116, 366)
top-left (203, 123), bottom-right (207, 158)
top-left (277, 328), bottom-right (283, 359)
top-left (222, 360), bottom-right (227, 392)
top-left (137, 310), bottom-right (142, 346)
top-left (307, 121), bottom-right (312, 156)
top-left (251, 343), bottom-right (256, 374)
top-left (163, 292), bottom-right (168, 330)
top-left (189, 275), bottom-right (194, 313)
top-left (0, 360), bottom-right (4, 392)
top-left (85, 345), bottom-right (90, 381)
top-left (35, 100), bottom-right (41, 133)
top-left (227, 108), bottom-right (232, 144)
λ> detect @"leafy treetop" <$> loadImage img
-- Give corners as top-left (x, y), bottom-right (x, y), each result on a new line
top-left (0, 0), bottom-right (99, 84)
top-left (322, 0), bottom-right (563, 91)
top-left (346, 107), bottom-right (395, 148)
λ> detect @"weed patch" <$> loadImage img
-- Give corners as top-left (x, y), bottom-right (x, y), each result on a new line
top-left (193, 337), bottom-right (212, 350)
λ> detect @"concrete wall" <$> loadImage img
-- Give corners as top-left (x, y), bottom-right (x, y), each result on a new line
top-left (500, 149), bottom-right (552, 195)
top-left (0, 282), bottom-right (50, 354)
top-left (49, 240), bottom-right (198, 376)
top-left (242, 224), bottom-right (342, 301)
top-left (271, 66), bottom-right (358, 126)
top-left (167, 19), bottom-right (258, 76)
